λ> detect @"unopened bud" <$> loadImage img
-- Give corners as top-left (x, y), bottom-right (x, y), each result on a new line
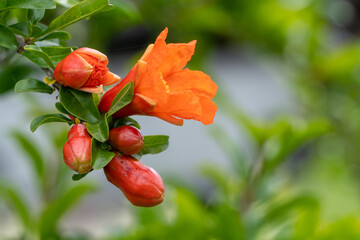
top-left (109, 126), bottom-right (144, 155)
top-left (63, 124), bottom-right (92, 174)
top-left (104, 154), bottom-right (165, 207)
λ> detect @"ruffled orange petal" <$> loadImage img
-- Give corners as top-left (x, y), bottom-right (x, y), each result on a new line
top-left (140, 28), bottom-right (196, 78)
top-left (196, 96), bottom-right (217, 125)
top-left (154, 90), bottom-right (202, 119)
top-left (140, 28), bottom-right (169, 69)
top-left (134, 60), bottom-right (167, 104)
top-left (166, 69), bottom-right (217, 98)
top-left (157, 41), bottom-right (196, 78)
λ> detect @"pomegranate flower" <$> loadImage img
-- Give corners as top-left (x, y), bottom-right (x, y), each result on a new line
top-left (98, 28), bottom-right (218, 125)
top-left (54, 47), bottom-right (120, 94)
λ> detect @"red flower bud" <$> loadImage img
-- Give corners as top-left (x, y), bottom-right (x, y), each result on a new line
top-left (104, 154), bottom-right (165, 207)
top-left (109, 126), bottom-right (144, 155)
top-left (54, 47), bottom-right (120, 93)
top-left (63, 124), bottom-right (92, 174)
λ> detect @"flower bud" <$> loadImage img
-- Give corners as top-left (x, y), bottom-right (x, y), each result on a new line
top-left (104, 154), bottom-right (165, 207)
top-left (109, 126), bottom-right (144, 155)
top-left (54, 47), bottom-right (120, 93)
top-left (63, 124), bottom-right (92, 174)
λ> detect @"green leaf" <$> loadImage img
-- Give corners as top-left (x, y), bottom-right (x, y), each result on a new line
top-left (72, 173), bottom-right (88, 181)
top-left (91, 138), bottom-right (115, 169)
top-left (2, 0), bottom-right (56, 10)
top-left (41, 31), bottom-right (71, 40)
top-left (0, 24), bottom-right (17, 49)
top-left (86, 116), bottom-right (109, 142)
top-left (23, 45), bottom-right (55, 69)
top-left (0, 182), bottom-right (30, 229)
top-left (11, 131), bottom-right (45, 179)
top-left (40, 184), bottom-right (95, 239)
top-left (107, 81), bottom-right (134, 116)
top-left (141, 135), bottom-right (169, 155)
top-left (55, 102), bottom-right (70, 115)
top-left (59, 86), bottom-right (101, 123)
top-left (113, 117), bottom-right (141, 129)
top-left (14, 78), bottom-right (54, 94)
top-left (30, 114), bottom-right (72, 132)
top-left (28, 9), bottom-right (45, 25)
top-left (40, 46), bottom-right (73, 65)
top-left (9, 22), bottom-right (29, 36)
top-left (0, 64), bottom-right (34, 94)
top-left (37, 0), bottom-right (112, 38)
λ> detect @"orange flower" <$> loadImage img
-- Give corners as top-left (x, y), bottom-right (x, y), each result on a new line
top-left (54, 47), bottom-right (120, 93)
top-left (98, 28), bottom-right (217, 125)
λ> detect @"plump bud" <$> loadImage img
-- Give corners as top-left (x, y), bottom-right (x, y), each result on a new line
top-left (54, 47), bottom-right (120, 93)
top-left (63, 124), bottom-right (92, 174)
top-left (104, 154), bottom-right (165, 207)
top-left (109, 126), bottom-right (144, 155)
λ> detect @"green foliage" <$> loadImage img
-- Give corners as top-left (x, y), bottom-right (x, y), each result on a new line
top-left (36, 0), bottom-right (112, 39)
top-left (1, 0), bottom-right (56, 10)
top-left (30, 113), bottom-right (72, 132)
top-left (14, 78), bottom-right (55, 94)
top-left (0, 24), bottom-right (18, 49)
top-left (107, 81), bottom-right (134, 117)
top-left (91, 137), bottom-right (115, 170)
top-left (141, 135), bottom-right (169, 155)
top-left (86, 115), bottom-right (109, 142)
top-left (59, 86), bottom-right (101, 123)
top-left (113, 117), bottom-right (141, 130)
top-left (2, 129), bottom-right (96, 239)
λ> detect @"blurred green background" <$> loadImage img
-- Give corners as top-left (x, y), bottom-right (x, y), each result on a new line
top-left (2, 0), bottom-right (360, 239)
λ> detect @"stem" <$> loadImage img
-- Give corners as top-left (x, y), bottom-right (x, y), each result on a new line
top-left (240, 147), bottom-right (265, 211)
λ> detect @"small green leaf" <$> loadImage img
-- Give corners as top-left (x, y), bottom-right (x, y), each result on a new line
top-left (55, 102), bottom-right (70, 115)
top-left (59, 86), bottom-right (101, 123)
top-left (0, 24), bottom-right (17, 49)
top-left (2, 0), bottom-right (56, 10)
top-left (72, 173), bottom-right (88, 181)
top-left (36, 0), bottom-right (112, 38)
top-left (23, 45), bottom-right (55, 69)
top-left (28, 9), bottom-right (45, 25)
top-left (107, 82), bottom-right (134, 116)
top-left (14, 78), bottom-right (54, 94)
top-left (30, 114), bottom-right (72, 132)
top-left (113, 117), bottom-right (141, 129)
top-left (91, 138), bottom-right (115, 169)
top-left (86, 116), bottom-right (109, 142)
top-left (41, 31), bottom-right (71, 40)
top-left (141, 135), bottom-right (169, 155)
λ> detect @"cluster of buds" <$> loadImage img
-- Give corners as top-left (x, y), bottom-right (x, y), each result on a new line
top-left (22, 29), bottom-right (217, 208)
top-left (63, 123), bottom-right (164, 207)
